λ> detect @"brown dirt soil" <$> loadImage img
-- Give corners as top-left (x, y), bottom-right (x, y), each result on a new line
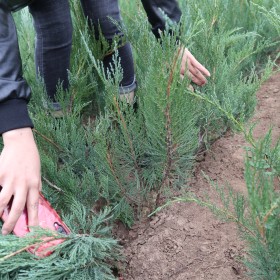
top-left (117, 71), bottom-right (280, 280)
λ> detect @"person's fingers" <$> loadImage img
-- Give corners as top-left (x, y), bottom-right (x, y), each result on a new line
top-left (188, 72), bottom-right (205, 86)
top-left (180, 74), bottom-right (195, 92)
top-left (187, 63), bottom-right (207, 86)
top-left (188, 84), bottom-right (194, 92)
top-left (191, 58), bottom-right (211, 77)
top-left (0, 184), bottom-right (13, 219)
top-left (180, 51), bottom-right (187, 75)
top-left (190, 69), bottom-right (207, 85)
top-left (184, 69), bottom-right (206, 86)
top-left (39, 180), bottom-right (42, 192)
top-left (179, 49), bottom-right (210, 86)
top-left (181, 62), bottom-right (204, 85)
top-left (26, 188), bottom-right (39, 228)
top-left (2, 190), bottom-right (27, 235)
top-left (186, 51), bottom-right (211, 77)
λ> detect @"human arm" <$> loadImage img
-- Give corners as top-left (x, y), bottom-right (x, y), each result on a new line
top-left (141, 0), bottom-right (210, 85)
top-left (0, 3), bottom-right (40, 235)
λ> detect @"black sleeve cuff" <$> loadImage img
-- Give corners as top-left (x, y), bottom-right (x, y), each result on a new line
top-left (0, 99), bottom-right (33, 135)
top-left (141, 0), bottom-right (182, 39)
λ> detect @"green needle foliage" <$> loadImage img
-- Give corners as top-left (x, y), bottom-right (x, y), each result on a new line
top-left (172, 131), bottom-right (280, 279)
top-left (243, 133), bottom-right (280, 279)
top-left (1, 0), bottom-right (279, 278)
top-left (253, 2), bottom-right (280, 35)
top-left (0, 205), bottom-right (120, 279)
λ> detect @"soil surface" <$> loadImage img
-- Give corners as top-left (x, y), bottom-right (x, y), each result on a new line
top-left (118, 70), bottom-right (280, 280)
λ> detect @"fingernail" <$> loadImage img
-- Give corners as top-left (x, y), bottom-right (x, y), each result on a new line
top-left (2, 230), bottom-right (8, 235)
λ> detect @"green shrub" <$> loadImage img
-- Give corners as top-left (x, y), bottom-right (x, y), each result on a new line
top-left (1, 0), bottom-right (278, 278)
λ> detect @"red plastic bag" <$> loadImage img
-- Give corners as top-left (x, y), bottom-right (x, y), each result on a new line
top-left (1, 192), bottom-right (70, 257)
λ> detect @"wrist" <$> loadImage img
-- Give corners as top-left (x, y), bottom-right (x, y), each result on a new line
top-left (3, 127), bottom-right (34, 146)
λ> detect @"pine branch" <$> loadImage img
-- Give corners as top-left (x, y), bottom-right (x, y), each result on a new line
top-left (156, 47), bottom-right (181, 206)
top-left (33, 129), bottom-right (63, 152)
top-left (113, 96), bottom-right (141, 176)
top-left (106, 146), bottom-right (140, 205)
top-left (42, 177), bottom-right (64, 193)
top-left (69, 60), bottom-right (86, 112)
top-left (255, 196), bottom-right (280, 240)
top-left (0, 237), bottom-right (59, 262)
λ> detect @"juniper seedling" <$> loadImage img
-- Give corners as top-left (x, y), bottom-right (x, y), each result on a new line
top-left (3, 0), bottom-right (280, 278)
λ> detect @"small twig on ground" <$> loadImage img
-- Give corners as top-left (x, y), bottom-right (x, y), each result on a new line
top-left (42, 177), bottom-right (64, 193)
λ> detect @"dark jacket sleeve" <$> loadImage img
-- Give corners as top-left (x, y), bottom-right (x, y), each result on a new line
top-left (0, 3), bottom-right (33, 135)
top-left (141, 0), bottom-right (182, 38)
top-left (6, 0), bottom-right (34, 12)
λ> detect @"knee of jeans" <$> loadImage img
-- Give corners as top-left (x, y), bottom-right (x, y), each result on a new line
top-left (50, 23), bottom-right (72, 49)
top-left (93, 17), bottom-right (124, 40)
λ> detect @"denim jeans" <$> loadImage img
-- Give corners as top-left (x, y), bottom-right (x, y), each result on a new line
top-left (0, 0), bottom-right (180, 131)
top-left (80, 0), bottom-right (136, 94)
top-left (28, 0), bottom-right (72, 105)
top-left (29, 0), bottom-right (136, 108)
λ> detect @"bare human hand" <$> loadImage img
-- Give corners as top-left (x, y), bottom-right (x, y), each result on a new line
top-left (0, 127), bottom-right (41, 235)
top-left (179, 47), bottom-right (211, 86)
